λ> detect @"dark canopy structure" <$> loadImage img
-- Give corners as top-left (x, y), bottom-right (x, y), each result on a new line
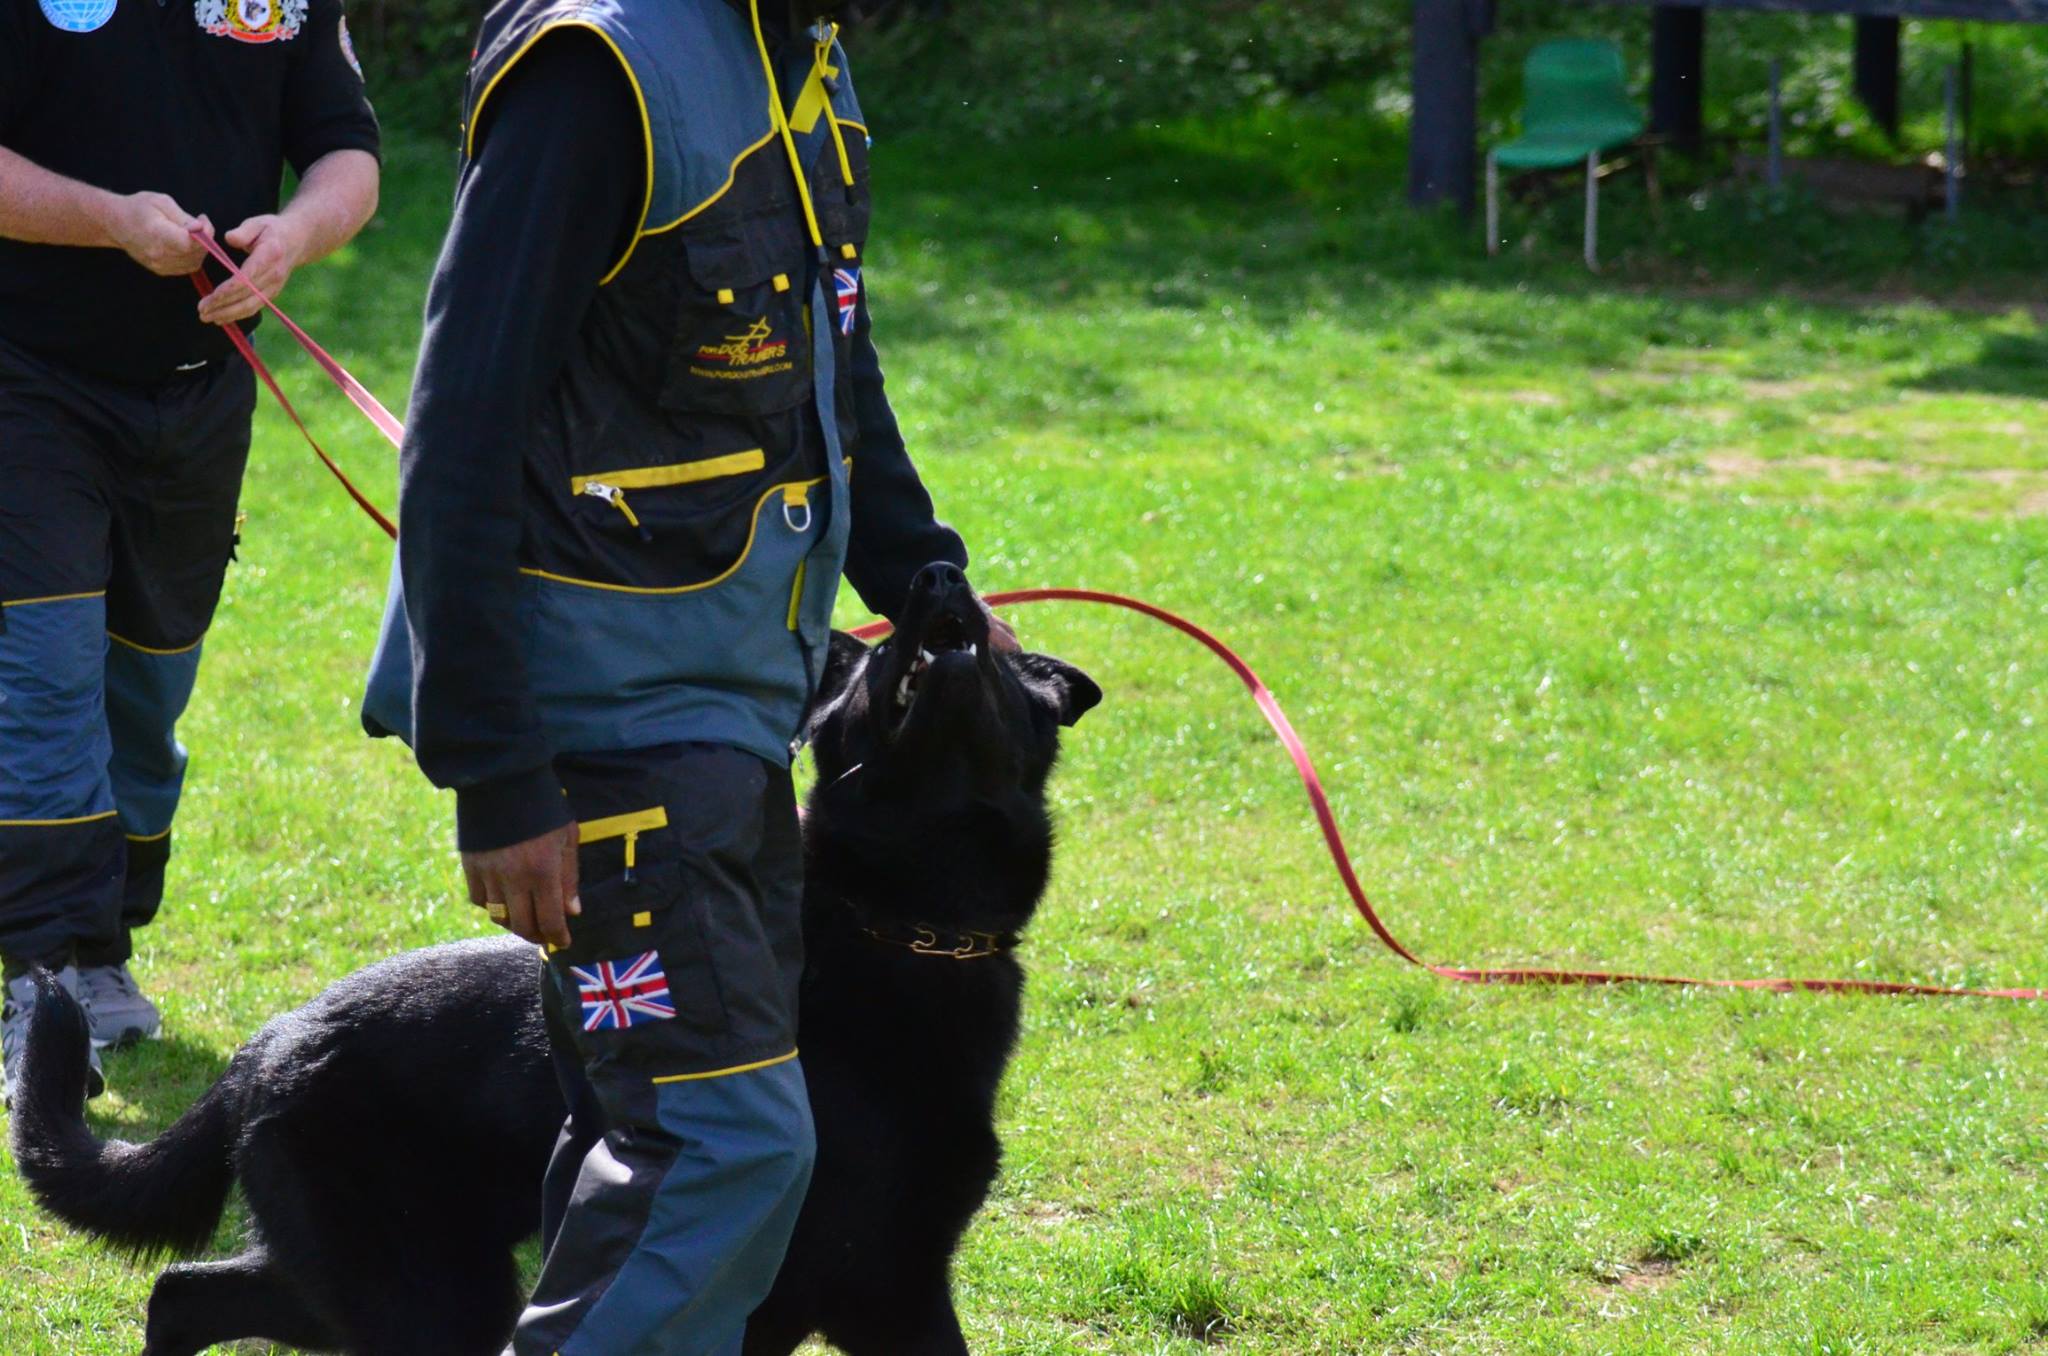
top-left (1409, 0), bottom-right (2048, 214)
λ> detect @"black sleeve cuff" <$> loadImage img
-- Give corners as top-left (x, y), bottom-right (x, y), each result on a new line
top-left (454, 764), bottom-right (571, 853)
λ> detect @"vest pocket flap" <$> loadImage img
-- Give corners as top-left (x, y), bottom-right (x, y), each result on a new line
top-left (681, 227), bottom-right (799, 296)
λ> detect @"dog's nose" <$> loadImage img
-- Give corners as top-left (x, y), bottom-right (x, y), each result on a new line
top-left (913, 561), bottom-right (967, 595)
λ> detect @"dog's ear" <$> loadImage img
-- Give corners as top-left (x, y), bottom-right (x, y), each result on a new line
top-left (1012, 652), bottom-right (1102, 728)
top-left (817, 630), bottom-right (870, 708)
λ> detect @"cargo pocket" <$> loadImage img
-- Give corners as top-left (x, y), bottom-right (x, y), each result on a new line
top-left (551, 805), bottom-right (725, 1074)
top-left (659, 219), bottom-right (813, 419)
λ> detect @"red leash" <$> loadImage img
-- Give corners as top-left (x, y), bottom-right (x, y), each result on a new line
top-left (207, 235), bottom-right (2044, 1003)
top-left (855, 592), bottom-right (2047, 1002)
top-left (188, 228), bottom-right (399, 538)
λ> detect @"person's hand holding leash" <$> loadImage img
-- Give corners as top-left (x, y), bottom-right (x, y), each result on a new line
top-left (465, 822), bottom-right (581, 949)
top-left (108, 193), bottom-right (212, 278)
top-left (199, 215), bottom-right (304, 325)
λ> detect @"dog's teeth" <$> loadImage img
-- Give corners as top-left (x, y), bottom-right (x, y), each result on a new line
top-left (919, 647), bottom-right (935, 664)
top-left (965, 643), bottom-right (977, 657)
top-left (894, 676), bottom-right (911, 710)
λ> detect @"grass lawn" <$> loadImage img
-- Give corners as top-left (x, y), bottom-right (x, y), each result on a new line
top-left (3, 101), bottom-right (2046, 1354)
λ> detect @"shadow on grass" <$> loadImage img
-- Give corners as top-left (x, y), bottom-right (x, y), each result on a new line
top-left (280, 101), bottom-right (2048, 416)
top-left (1905, 330), bottom-right (2048, 400)
top-left (87, 1035), bottom-right (227, 1139)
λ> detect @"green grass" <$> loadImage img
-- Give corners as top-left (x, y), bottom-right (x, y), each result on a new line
top-left (4, 101), bottom-right (2046, 1353)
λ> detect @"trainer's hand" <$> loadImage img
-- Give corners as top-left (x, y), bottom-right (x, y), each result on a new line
top-left (108, 193), bottom-right (211, 277)
top-left (198, 214), bottom-right (302, 325)
top-left (463, 822), bottom-right (581, 949)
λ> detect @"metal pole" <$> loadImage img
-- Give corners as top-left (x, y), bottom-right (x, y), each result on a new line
top-left (1585, 150), bottom-right (1599, 270)
top-left (1944, 64), bottom-right (1960, 220)
top-left (1767, 58), bottom-right (1783, 190)
top-left (1485, 152), bottom-right (1500, 255)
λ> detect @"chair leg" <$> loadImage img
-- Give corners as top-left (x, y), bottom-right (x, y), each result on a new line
top-left (1485, 152), bottom-right (1500, 256)
top-left (1584, 150), bottom-right (1600, 271)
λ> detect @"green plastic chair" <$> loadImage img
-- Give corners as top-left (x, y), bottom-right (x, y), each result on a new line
top-left (1486, 39), bottom-right (1648, 269)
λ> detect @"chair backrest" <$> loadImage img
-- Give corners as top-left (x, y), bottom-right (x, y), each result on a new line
top-left (1520, 38), bottom-right (1644, 145)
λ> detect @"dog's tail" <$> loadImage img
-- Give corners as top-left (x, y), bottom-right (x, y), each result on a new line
top-left (8, 971), bottom-right (238, 1256)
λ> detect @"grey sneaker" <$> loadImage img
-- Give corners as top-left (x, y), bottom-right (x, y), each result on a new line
top-left (75, 962), bottom-right (162, 1049)
top-left (3, 969), bottom-right (105, 1109)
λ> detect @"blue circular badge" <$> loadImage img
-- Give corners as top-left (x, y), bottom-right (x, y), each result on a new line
top-left (39, 0), bottom-right (117, 31)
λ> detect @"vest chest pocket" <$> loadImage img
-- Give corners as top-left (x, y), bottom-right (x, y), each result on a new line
top-left (660, 228), bottom-right (814, 419)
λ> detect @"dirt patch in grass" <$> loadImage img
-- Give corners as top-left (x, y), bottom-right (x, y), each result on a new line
top-left (1630, 449), bottom-right (2048, 515)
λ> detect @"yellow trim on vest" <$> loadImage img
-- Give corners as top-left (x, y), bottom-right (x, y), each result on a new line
top-left (1, 590), bottom-right (104, 608)
top-left (838, 119), bottom-right (868, 136)
top-left (651, 1049), bottom-right (799, 1085)
top-left (786, 559), bottom-right (806, 630)
top-left (466, 22), bottom-right (657, 288)
top-left (107, 630), bottom-right (202, 657)
top-left (641, 129), bottom-right (781, 240)
top-left (520, 474), bottom-right (827, 596)
top-left (0, 810), bottom-right (118, 828)
top-left (814, 25), bottom-right (856, 188)
top-left (570, 450), bottom-right (764, 496)
top-left (125, 826), bottom-right (174, 844)
top-left (748, 0), bottom-right (826, 250)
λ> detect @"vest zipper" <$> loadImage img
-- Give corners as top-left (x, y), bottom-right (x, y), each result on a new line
top-left (580, 481), bottom-right (653, 542)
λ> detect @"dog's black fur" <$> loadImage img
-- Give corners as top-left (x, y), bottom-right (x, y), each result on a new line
top-left (9, 566), bottom-right (1099, 1356)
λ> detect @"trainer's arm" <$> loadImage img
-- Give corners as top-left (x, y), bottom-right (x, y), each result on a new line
top-left (201, 0), bottom-right (381, 323)
top-left (398, 33), bottom-right (640, 943)
top-left (0, 147), bottom-right (212, 275)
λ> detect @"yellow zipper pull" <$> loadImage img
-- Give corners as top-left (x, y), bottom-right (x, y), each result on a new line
top-left (582, 481), bottom-right (653, 542)
top-left (623, 829), bottom-right (641, 884)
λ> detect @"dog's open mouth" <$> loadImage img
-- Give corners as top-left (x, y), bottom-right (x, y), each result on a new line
top-left (893, 610), bottom-right (980, 716)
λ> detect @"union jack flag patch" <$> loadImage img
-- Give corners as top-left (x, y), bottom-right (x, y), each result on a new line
top-left (574, 951), bottom-right (676, 1032)
top-left (833, 267), bottom-right (861, 336)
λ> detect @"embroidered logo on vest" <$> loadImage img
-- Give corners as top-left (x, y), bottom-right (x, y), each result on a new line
top-left (690, 317), bottom-right (794, 382)
top-left (195, 0), bottom-right (307, 44)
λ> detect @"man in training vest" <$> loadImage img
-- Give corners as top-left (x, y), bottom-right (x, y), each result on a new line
top-left (360, 1), bottom-right (1011, 1349)
top-left (0, 0), bottom-right (380, 1104)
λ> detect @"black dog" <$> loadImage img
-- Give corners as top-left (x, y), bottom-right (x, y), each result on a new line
top-left (11, 568), bottom-right (1099, 1356)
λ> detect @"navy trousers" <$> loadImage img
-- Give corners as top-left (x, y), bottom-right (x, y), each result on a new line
top-left (0, 336), bottom-right (253, 969)
top-left (515, 743), bottom-right (815, 1356)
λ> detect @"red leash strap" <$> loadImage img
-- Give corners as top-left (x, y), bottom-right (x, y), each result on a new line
top-left (855, 589), bottom-right (2047, 1002)
top-left (187, 229), bottom-right (399, 539)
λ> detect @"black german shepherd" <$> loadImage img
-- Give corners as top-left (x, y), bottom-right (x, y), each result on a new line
top-left (10, 567), bottom-right (1099, 1356)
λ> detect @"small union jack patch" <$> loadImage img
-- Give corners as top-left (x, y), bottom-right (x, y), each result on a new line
top-left (573, 951), bottom-right (675, 1032)
top-left (833, 266), bottom-right (861, 336)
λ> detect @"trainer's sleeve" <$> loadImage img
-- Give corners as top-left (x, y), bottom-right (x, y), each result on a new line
top-left (398, 32), bottom-right (642, 852)
top-left (840, 281), bottom-right (970, 623)
top-left (280, 0), bottom-right (381, 175)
